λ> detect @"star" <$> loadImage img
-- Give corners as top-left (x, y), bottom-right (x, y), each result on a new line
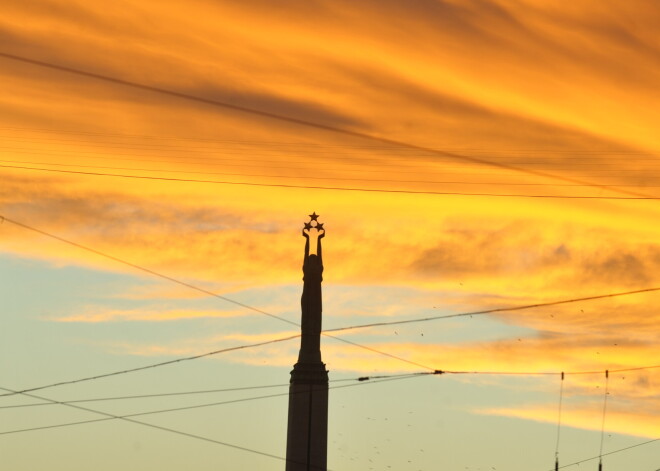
top-left (315, 222), bottom-right (324, 231)
top-left (309, 212), bottom-right (320, 221)
top-left (304, 222), bottom-right (313, 230)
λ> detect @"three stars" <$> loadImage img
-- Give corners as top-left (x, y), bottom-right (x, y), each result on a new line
top-left (303, 212), bottom-right (325, 232)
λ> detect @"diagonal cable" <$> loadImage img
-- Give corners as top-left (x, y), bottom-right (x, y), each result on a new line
top-left (0, 51), bottom-right (651, 199)
top-left (0, 374), bottom-right (429, 436)
top-left (0, 215), bottom-right (436, 398)
top-left (0, 385), bottom-right (329, 470)
top-left (324, 287), bottom-right (660, 333)
top-left (3, 164), bottom-right (660, 200)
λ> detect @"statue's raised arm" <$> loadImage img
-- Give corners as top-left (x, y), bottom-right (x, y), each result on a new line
top-left (302, 212), bottom-right (325, 262)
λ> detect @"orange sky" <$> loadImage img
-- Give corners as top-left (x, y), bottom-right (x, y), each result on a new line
top-left (1, 1), bottom-right (659, 470)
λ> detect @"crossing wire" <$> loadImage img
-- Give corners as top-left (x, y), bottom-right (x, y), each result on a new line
top-left (0, 372), bottom-right (424, 410)
top-left (548, 437), bottom-right (660, 470)
top-left (2, 216), bottom-right (660, 395)
top-left (0, 334), bottom-right (301, 397)
top-left (0, 51), bottom-right (651, 199)
top-left (0, 214), bottom-right (434, 399)
top-left (0, 373), bottom-right (430, 436)
top-left (2, 370), bottom-right (658, 468)
top-left (444, 365), bottom-right (660, 376)
top-left (4, 128), bottom-right (660, 156)
top-left (3, 138), bottom-right (659, 169)
top-left (2, 46), bottom-right (658, 471)
top-left (3, 125), bottom-right (660, 156)
top-left (0, 382), bottom-right (295, 409)
top-left (324, 287), bottom-right (660, 332)
top-left (0, 385), bottom-right (329, 470)
top-left (3, 164), bottom-right (660, 200)
top-left (4, 366), bottom-right (660, 412)
top-left (9, 157), bottom-right (657, 188)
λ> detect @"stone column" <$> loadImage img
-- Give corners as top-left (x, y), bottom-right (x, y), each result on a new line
top-left (285, 213), bottom-right (329, 471)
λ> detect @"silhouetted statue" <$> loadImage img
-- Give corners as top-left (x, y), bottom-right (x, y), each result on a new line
top-left (286, 212), bottom-right (329, 471)
top-left (298, 219), bottom-right (325, 364)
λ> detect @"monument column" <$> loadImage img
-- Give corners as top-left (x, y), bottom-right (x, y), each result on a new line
top-left (285, 212), bottom-right (329, 471)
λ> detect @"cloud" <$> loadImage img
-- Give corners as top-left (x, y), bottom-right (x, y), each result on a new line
top-left (3, 0), bottom-right (659, 161)
top-left (107, 321), bottom-right (659, 439)
top-left (409, 221), bottom-right (660, 292)
top-left (4, 169), bottom-right (660, 311)
top-left (89, 298), bottom-right (658, 440)
top-left (481, 403), bottom-right (660, 439)
top-left (1, 0), bottom-right (659, 446)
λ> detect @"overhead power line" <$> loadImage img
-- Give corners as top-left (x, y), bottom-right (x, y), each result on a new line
top-left (7, 150), bottom-right (658, 190)
top-left (0, 385), bottom-right (328, 470)
top-left (0, 373), bottom-right (420, 410)
top-left (3, 164), bottom-right (660, 200)
top-left (5, 365), bottom-right (660, 412)
top-left (3, 368), bottom-right (658, 445)
top-left (444, 364), bottom-right (660, 376)
top-left (9, 157), bottom-right (659, 189)
top-left (3, 214), bottom-right (660, 395)
top-left (0, 334), bottom-right (301, 398)
top-left (0, 374), bottom-right (429, 436)
top-left (0, 382), bottom-right (292, 409)
top-left (324, 287), bottom-right (660, 333)
top-left (3, 136), bottom-right (658, 168)
top-left (0, 214), bottom-right (434, 398)
top-left (1, 278), bottom-right (656, 398)
top-left (0, 213), bottom-right (298, 326)
top-left (4, 365), bottom-right (660, 414)
top-left (549, 437), bottom-right (660, 470)
top-left (4, 126), bottom-right (660, 155)
top-left (4, 126), bottom-right (660, 157)
top-left (0, 51), bottom-right (650, 199)
top-left (2, 375), bottom-right (657, 468)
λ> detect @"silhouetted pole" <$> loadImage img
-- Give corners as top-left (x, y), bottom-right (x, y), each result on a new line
top-left (285, 212), bottom-right (329, 471)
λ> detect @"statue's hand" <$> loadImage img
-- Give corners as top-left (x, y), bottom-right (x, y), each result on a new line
top-left (317, 228), bottom-right (326, 239)
top-left (302, 228), bottom-right (310, 238)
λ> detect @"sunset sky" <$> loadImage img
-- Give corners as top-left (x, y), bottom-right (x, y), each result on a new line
top-left (1, 1), bottom-right (659, 470)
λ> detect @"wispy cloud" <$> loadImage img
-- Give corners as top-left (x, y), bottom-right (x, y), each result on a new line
top-left (480, 401), bottom-right (660, 439)
top-left (2, 0), bottom-right (659, 450)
